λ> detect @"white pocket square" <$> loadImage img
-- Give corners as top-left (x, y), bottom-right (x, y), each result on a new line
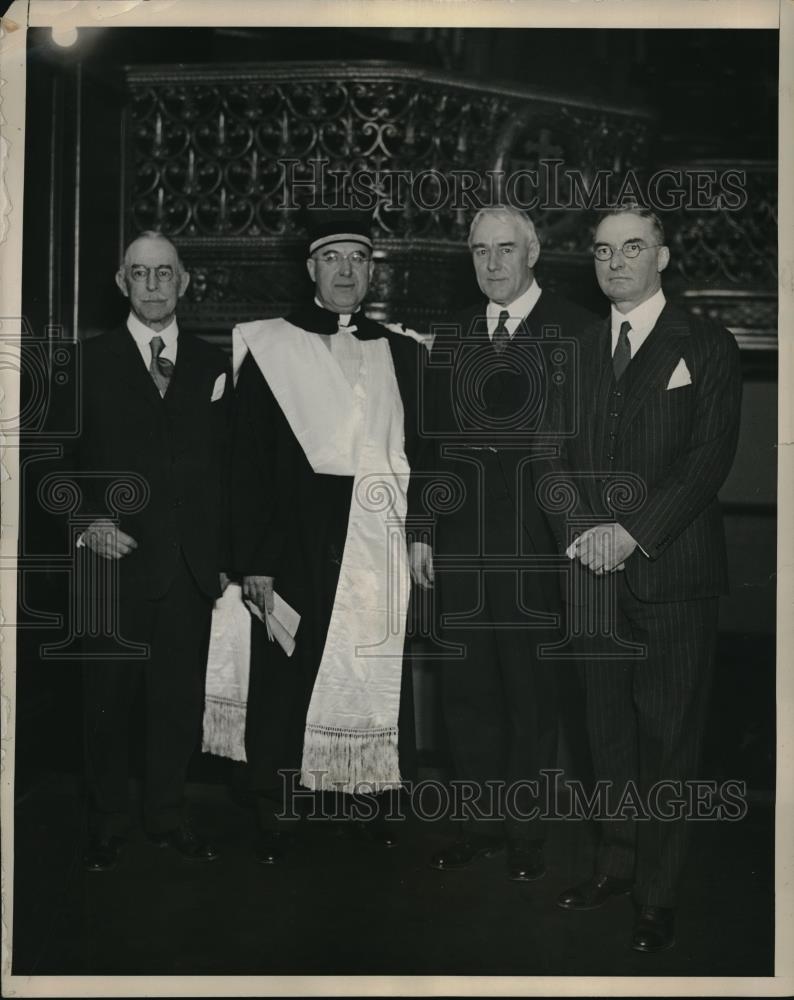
top-left (666, 358), bottom-right (692, 390)
top-left (211, 373), bottom-right (226, 401)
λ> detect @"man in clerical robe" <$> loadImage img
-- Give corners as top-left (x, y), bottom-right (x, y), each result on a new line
top-left (220, 213), bottom-right (423, 862)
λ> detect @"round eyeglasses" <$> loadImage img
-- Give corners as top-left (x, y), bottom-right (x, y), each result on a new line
top-left (129, 265), bottom-right (176, 284)
top-left (592, 242), bottom-right (663, 262)
top-left (315, 250), bottom-right (371, 267)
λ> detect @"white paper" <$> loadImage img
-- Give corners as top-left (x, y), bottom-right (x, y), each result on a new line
top-left (245, 593), bottom-right (300, 657)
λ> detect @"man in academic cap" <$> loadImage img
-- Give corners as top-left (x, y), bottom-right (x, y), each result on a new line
top-left (226, 213), bottom-right (422, 861)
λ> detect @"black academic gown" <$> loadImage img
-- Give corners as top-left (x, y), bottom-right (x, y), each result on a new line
top-left (231, 302), bottom-right (421, 797)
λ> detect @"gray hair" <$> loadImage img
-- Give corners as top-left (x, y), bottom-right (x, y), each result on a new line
top-left (120, 231), bottom-right (187, 273)
top-left (468, 206), bottom-right (539, 250)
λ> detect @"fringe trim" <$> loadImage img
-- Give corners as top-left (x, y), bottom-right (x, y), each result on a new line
top-left (201, 696), bottom-right (247, 762)
top-left (300, 724), bottom-right (402, 794)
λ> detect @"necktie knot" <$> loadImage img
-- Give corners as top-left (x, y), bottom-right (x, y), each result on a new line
top-left (492, 310), bottom-right (510, 354)
top-left (613, 320), bottom-right (632, 382)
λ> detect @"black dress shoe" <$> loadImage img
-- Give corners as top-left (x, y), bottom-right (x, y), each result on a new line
top-left (429, 835), bottom-right (504, 871)
top-left (149, 825), bottom-right (219, 861)
top-left (557, 874), bottom-right (633, 910)
top-left (254, 829), bottom-right (295, 864)
top-left (507, 841), bottom-right (545, 882)
top-left (631, 905), bottom-right (675, 953)
top-left (83, 834), bottom-right (124, 872)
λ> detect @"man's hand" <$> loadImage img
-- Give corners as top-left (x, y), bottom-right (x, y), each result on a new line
top-left (243, 575), bottom-right (275, 615)
top-left (82, 518), bottom-right (138, 560)
top-left (408, 542), bottom-right (434, 589)
top-left (219, 572), bottom-right (231, 594)
top-left (568, 523), bottom-right (638, 575)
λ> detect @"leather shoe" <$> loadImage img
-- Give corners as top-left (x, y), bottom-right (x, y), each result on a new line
top-left (430, 835), bottom-right (504, 871)
top-left (83, 834), bottom-right (124, 872)
top-left (631, 905), bottom-right (675, 953)
top-left (254, 829), bottom-right (295, 864)
top-left (507, 841), bottom-right (545, 882)
top-left (557, 874), bottom-right (633, 910)
top-left (148, 825), bottom-right (219, 861)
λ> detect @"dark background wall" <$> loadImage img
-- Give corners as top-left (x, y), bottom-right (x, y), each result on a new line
top-left (17, 26), bottom-right (777, 795)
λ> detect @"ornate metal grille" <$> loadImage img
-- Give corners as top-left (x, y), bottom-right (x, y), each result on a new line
top-left (123, 62), bottom-right (776, 349)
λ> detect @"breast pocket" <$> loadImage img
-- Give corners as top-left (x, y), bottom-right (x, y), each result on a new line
top-left (650, 383), bottom-right (696, 449)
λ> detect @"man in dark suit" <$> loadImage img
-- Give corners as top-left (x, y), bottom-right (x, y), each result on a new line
top-left (549, 206), bottom-right (742, 952)
top-left (412, 206), bottom-right (595, 881)
top-left (49, 232), bottom-right (232, 871)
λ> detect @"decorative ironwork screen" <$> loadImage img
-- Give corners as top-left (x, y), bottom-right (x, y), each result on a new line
top-left (123, 62), bottom-right (776, 348)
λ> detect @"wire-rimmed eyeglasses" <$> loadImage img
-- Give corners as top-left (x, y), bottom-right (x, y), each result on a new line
top-left (592, 241), bottom-right (663, 262)
top-left (314, 249), bottom-right (371, 267)
top-left (129, 265), bottom-right (176, 284)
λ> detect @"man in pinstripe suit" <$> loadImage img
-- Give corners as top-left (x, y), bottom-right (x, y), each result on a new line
top-left (549, 206), bottom-right (742, 953)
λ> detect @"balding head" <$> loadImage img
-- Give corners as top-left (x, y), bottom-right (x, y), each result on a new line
top-left (115, 232), bottom-right (190, 332)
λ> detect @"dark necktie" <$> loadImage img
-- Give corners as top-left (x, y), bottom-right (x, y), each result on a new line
top-left (492, 310), bottom-right (510, 354)
top-left (149, 336), bottom-right (174, 396)
top-left (612, 320), bottom-right (632, 382)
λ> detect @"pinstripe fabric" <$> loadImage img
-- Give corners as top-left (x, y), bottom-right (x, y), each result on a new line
top-left (549, 303), bottom-right (743, 602)
top-left (571, 579), bottom-right (718, 906)
top-left (543, 302), bottom-right (742, 906)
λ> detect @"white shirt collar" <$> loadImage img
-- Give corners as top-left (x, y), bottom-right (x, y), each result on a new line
top-left (486, 280), bottom-right (542, 338)
top-left (610, 288), bottom-right (666, 356)
top-left (126, 312), bottom-right (179, 366)
top-left (612, 288), bottom-right (667, 336)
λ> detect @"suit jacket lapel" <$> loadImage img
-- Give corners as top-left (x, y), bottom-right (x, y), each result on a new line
top-left (617, 304), bottom-right (691, 438)
top-left (591, 319), bottom-right (614, 466)
top-left (107, 326), bottom-right (164, 407)
top-left (166, 331), bottom-right (205, 413)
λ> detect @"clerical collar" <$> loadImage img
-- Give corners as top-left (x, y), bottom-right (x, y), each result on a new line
top-left (314, 297), bottom-right (360, 329)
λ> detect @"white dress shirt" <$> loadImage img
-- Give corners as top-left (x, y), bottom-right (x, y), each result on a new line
top-left (610, 289), bottom-right (666, 358)
top-left (486, 280), bottom-right (542, 340)
top-left (609, 289), bottom-right (666, 558)
top-left (127, 312), bottom-right (179, 368)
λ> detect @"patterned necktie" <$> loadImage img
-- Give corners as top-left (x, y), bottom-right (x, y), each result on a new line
top-left (612, 320), bottom-right (632, 382)
top-left (492, 310), bottom-right (510, 354)
top-left (149, 336), bottom-right (174, 396)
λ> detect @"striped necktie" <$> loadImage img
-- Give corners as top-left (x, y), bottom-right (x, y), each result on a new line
top-left (492, 310), bottom-right (510, 354)
top-left (149, 336), bottom-right (174, 396)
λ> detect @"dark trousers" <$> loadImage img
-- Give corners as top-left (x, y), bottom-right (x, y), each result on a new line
top-left (571, 573), bottom-right (718, 907)
top-left (440, 568), bottom-right (560, 844)
top-left (82, 552), bottom-right (213, 836)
